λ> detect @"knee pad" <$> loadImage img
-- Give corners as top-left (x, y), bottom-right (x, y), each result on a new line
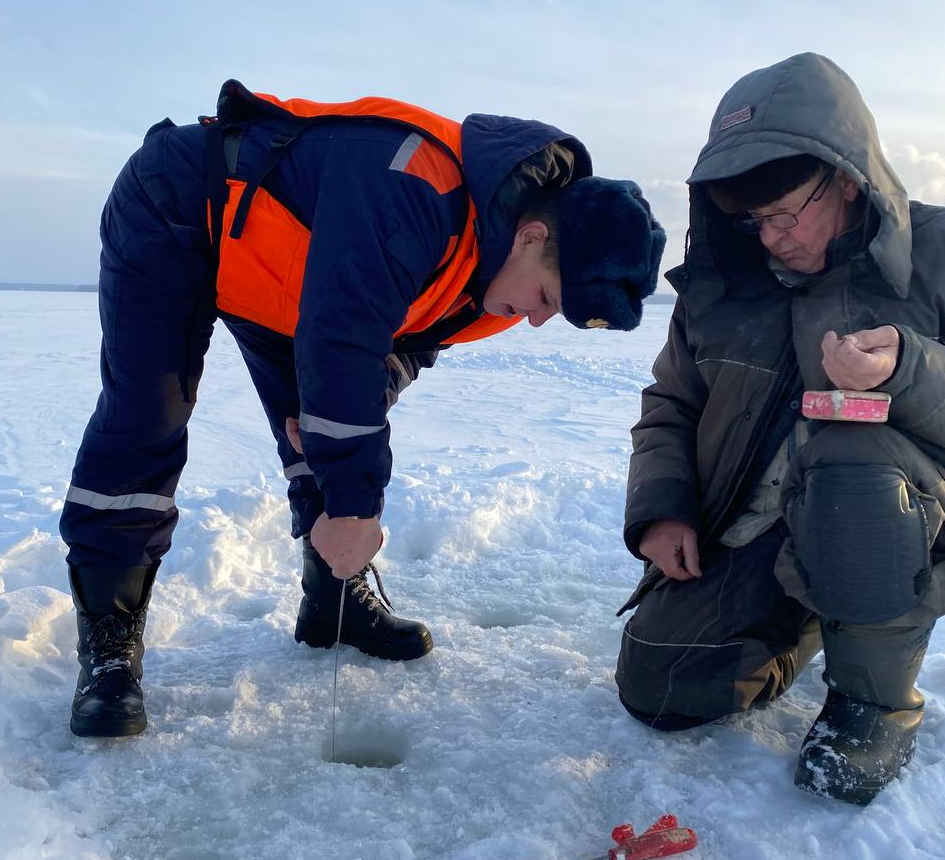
top-left (790, 464), bottom-right (932, 623)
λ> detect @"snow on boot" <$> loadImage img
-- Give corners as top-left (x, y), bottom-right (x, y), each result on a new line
top-left (794, 620), bottom-right (930, 805)
top-left (294, 536), bottom-right (433, 661)
top-left (795, 689), bottom-right (923, 805)
top-left (69, 563), bottom-right (157, 738)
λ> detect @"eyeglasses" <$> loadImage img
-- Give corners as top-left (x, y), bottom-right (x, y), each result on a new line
top-left (732, 166), bottom-right (837, 234)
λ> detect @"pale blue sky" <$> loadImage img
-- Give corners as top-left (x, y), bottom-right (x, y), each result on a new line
top-left (1, 0), bottom-right (943, 285)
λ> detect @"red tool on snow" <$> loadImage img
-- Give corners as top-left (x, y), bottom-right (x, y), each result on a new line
top-left (581, 815), bottom-right (698, 860)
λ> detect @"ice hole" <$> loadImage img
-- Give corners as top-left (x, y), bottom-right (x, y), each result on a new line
top-left (322, 731), bottom-right (408, 769)
top-left (473, 609), bottom-right (534, 629)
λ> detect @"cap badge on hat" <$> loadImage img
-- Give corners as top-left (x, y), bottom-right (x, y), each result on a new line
top-left (585, 318), bottom-right (610, 329)
top-left (719, 105), bottom-right (752, 131)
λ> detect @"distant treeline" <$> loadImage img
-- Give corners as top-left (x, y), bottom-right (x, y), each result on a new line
top-left (0, 282), bottom-right (97, 292)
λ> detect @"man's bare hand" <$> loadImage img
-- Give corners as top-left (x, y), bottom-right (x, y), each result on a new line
top-left (286, 417), bottom-right (303, 454)
top-left (310, 513), bottom-right (383, 579)
top-left (821, 326), bottom-right (899, 390)
top-left (639, 519), bottom-right (702, 581)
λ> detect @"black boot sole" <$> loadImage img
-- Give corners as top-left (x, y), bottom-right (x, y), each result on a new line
top-left (295, 626), bottom-right (434, 662)
top-left (70, 711), bottom-right (148, 738)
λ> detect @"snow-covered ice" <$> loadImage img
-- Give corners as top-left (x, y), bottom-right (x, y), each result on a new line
top-left (1, 292), bottom-right (943, 860)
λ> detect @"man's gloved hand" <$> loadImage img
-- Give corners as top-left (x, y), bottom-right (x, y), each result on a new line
top-left (310, 513), bottom-right (383, 580)
top-left (821, 325), bottom-right (900, 390)
top-left (639, 519), bottom-right (702, 581)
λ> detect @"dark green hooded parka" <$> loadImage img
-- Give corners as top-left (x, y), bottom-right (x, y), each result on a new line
top-left (624, 52), bottom-right (945, 620)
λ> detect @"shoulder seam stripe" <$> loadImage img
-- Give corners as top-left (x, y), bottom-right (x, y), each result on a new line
top-left (389, 132), bottom-right (424, 173)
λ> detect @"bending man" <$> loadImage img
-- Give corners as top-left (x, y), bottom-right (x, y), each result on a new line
top-left (61, 80), bottom-right (665, 738)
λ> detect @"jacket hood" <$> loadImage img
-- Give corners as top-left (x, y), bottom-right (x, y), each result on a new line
top-left (461, 114), bottom-right (592, 284)
top-left (684, 52), bottom-right (912, 298)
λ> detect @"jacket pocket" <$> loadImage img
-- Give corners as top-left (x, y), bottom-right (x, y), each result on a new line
top-left (216, 181), bottom-right (310, 336)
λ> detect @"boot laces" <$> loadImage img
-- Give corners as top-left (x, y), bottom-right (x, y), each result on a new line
top-left (347, 563), bottom-right (394, 613)
top-left (87, 614), bottom-right (140, 679)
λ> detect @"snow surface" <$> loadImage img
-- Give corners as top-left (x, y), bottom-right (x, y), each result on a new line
top-left (1, 292), bottom-right (943, 860)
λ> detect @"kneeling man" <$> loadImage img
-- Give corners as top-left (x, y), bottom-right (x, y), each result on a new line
top-left (616, 52), bottom-right (945, 805)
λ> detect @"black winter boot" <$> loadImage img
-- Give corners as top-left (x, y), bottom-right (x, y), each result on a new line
top-left (794, 620), bottom-right (931, 805)
top-left (294, 537), bottom-right (433, 661)
top-left (69, 563), bottom-right (158, 737)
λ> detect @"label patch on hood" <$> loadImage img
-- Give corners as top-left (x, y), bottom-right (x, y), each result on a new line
top-left (719, 105), bottom-right (752, 131)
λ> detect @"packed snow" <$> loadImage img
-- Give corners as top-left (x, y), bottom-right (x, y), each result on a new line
top-left (1, 291), bottom-right (943, 860)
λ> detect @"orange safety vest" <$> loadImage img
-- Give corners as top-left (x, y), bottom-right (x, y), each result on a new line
top-left (206, 84), bottom-right (521, 346)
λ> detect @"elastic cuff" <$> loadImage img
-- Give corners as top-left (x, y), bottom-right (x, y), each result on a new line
top-left (624, 477), bottom-right (700, 558)
top-left (324, 491), bottom-right (383, 519)
top-left (876, 324), bottom-right (915, 399)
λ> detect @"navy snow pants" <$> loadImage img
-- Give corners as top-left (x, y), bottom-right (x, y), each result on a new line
top-left (60, 121), bottom-right (321, 570)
